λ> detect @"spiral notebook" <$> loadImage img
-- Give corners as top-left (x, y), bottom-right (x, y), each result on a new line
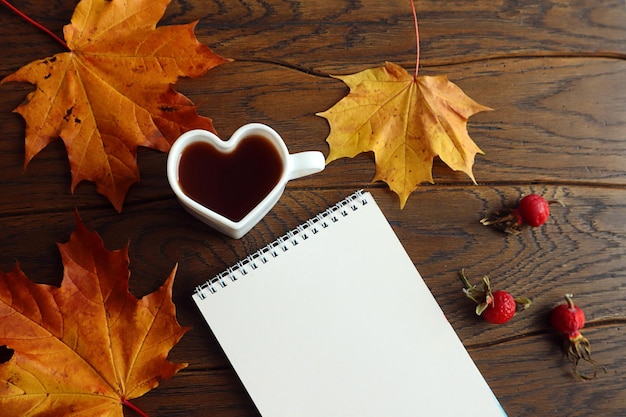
top-left (193, 190), bottom-right (507, 417)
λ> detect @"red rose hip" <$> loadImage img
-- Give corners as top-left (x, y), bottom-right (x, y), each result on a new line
top-left (460, 270), bottom-right (531, 325)
top-left (481, 193), bottom-right (562, 234)
top-left (551, 294), bottom-right (603, 379)
top-left (481, 290), bottom-right (517, 324)
top-left (517, 194), bottom-right (550, 227)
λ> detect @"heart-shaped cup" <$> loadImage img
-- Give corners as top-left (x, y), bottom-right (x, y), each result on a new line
top-left (167, 123), bottom-right (325, 239)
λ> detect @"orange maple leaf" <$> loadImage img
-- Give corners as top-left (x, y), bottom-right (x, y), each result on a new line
top-left (318, 61), bottom-right (492, 208)
top-left (1, 0), bottom-right (230, 211)
top-left (0, 213), bottom-right (189, 417)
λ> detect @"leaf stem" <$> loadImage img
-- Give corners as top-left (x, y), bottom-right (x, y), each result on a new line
top-left (122, 398), bottom-right (150, 417)
top-left (1, 0), bottom-right (69, 50)
top-left (410, 0), bottom-right (420, 79)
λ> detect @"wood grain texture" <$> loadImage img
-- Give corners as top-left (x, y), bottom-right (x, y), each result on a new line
top-left (0, 0), bottom-right (625, 416)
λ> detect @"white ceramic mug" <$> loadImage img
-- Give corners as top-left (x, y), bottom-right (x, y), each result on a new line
top-left (167, 123), bottom-right (325, 239)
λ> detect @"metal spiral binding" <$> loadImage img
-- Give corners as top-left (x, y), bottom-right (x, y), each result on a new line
top-left (194, 190), bottom-right (368, 300)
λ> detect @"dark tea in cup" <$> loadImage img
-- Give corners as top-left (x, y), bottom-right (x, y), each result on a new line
top-left (177, 135), bottom-right (283, 222)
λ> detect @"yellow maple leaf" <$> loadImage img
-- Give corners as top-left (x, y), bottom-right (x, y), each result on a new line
top-left (1, 0), bottom-right (230, 211)
top-left (318, 61), bottom-right (492, 208)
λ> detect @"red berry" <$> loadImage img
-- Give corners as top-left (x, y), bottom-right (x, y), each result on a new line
top-left (482, 290), bottom-right (516, 324)
top-left (551, 295), bottom-right (585, 338)
top-left (481, 193), bottom-right (562, 234)
top-left (550, 294), bottom-right (603, 380)
top-left (460, 270), bottom-right (531, 325)
top-left (517, 194), bottom-right (550, 227)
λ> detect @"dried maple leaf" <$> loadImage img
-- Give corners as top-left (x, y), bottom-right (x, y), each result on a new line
top-left (318, 61), bottom-right (492, 208)
top-left (0, 213), bottom-right (189, 417)
top-left (1, 0), bottom-right (230, 211)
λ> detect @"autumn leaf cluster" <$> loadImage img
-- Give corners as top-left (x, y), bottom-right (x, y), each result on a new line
top-left (2, 0), bottom-right (491, 210)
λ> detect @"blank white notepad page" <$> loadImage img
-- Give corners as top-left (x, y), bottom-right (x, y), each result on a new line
top-left (193, 191), bottom-right (506, 417)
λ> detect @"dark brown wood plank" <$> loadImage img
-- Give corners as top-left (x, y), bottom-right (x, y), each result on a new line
top-left (472, 325), bottom-right (626, 416)
top-left (3, 1), bottom-right (625, 76)
top-left (176, 0), bottom-right (626, 71)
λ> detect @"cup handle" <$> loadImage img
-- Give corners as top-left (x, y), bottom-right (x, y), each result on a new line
top-left (287, 151), bottom-right (326, 180)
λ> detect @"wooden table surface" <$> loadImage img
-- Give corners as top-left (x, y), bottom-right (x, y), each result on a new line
top-left (1, 1), bottom-right (625, 416)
